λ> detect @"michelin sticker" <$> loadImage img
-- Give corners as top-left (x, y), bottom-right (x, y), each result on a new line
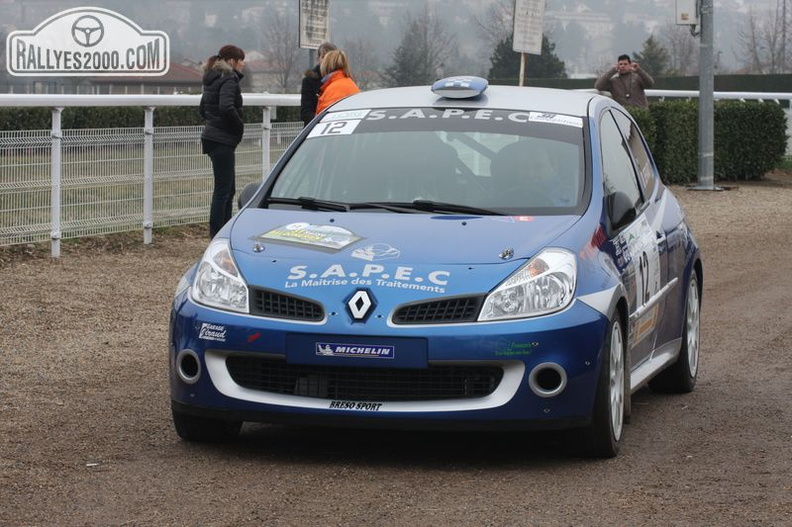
top-left (285, 263), bottom-right (451, 294)
top-left (317, 342), bottom-right (395, 359)
top-left (259, 223), bottom-right (362, 252)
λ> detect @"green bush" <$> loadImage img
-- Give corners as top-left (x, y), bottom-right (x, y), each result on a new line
top-left (649, 100), bottom-right (699, 184)
top-left (646, 99), bottom-right (787, 184)
top-left (713, 100), bottom-right (787, 180)
top-left (0, 104), bottom-right (270, 130)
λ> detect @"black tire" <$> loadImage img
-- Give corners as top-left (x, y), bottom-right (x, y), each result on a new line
top-left (649, 274), bottom-right (700, 394)
top-left (172, 409), bottom-right (242, 443)
top-left (580, 316), bottom-right (626, 458)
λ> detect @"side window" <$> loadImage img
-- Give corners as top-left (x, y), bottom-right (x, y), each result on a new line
top-left (611, 109), bottom-right (656, 197)
top-left (599, 111), bottom-right (642, 209)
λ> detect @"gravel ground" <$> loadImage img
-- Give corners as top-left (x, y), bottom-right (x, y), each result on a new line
top-left (1, 173), bottom-right (791, 526)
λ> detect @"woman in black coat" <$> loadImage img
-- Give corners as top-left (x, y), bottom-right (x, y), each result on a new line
top-left (299, 42), bottom-right (337, 126)
top-left (199, 44), bottom-right (245, 238)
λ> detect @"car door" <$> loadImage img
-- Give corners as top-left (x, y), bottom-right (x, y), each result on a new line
top-left (598, 109), bottom-right (665, 370)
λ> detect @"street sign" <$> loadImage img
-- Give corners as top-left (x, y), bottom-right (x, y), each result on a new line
top-left (512, 0), bottom-right (545, 55)
top-left (299, 0), bottom-right (330, 50)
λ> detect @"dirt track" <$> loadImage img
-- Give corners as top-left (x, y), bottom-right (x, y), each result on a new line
top-left (1, 175), bottom-right (791, 526)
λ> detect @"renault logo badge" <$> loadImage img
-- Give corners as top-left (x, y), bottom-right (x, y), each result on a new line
top-left (346, 289), bottom-right (374, 321)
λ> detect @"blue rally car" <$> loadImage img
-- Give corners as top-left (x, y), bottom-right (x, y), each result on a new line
top-left (169, 77), bottom-right (702, 457)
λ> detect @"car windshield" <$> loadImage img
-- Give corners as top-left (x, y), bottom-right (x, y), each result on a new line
top-left (270, 107), bottom-right (587, 214)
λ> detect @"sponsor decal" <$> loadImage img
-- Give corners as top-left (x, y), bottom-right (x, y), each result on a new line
top-left (614, 216), bottom-right (662, 343)
top-left (494, 341), bottom-right (539, 357)
top-left (247, 331), bottom-right (262, 343)
top-left (199, 323), bottom-right (227, 342)
top-left (259, 222), bottom-right (362, 252)
top-left (355, 108), bottom-right (583, 127)
top-left (6, 7), bottom-right (169, 76)
top-left (316, 342), bottom-right (395, 359)
top-left (285, 263), bottom-right (451, 294)
top-left (351, 243), bottom-right (401, 261)
top-left (323, 110), bottom-right (370, 122)
top-left (328, 400), bottom-right (383, 411)
top-left (528, 112), bottom-right (584, 128)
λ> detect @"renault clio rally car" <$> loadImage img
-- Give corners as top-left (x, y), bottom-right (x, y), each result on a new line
top-left (169, 77), bottom-right (702, 457)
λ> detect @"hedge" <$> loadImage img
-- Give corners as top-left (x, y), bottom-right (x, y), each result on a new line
top-left (0, 104), bottom-right (302, 130)
top-left (635, 100), bottom-right (787, 183)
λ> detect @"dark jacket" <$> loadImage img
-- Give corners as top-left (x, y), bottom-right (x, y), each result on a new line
top-left (300, 64), bottom-right (322, 126)
top-left (200, 59), bottom-right (244, 147)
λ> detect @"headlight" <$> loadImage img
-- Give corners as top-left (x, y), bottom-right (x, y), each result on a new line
top-left (479, 248), bottom-right (576, 321)
top-left (191, 240), bottom-right (249, 313)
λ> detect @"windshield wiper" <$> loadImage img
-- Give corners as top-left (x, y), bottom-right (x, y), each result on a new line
top-left (266, 196), bottom-right (424, 213)
top-left (266, 196), bottom-right (351, 211)
top-left (390, 199), bottom-right (504, 215)
top-left (265, 197), bottom-right (500, 215)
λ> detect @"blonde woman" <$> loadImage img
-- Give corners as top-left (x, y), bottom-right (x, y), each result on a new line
top-left (316, 50), bottom-right (360, 115)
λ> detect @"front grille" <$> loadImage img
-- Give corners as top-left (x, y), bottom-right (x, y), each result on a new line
top-left (226, 355), bottom-right (503, 401)
top-left (249, 288), bottom-right (323, 321)
top-left (392, 296), bottom-right (485, 325)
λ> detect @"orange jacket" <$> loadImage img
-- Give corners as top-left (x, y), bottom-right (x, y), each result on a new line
top-left (316, 71), bottom-right (360, 115)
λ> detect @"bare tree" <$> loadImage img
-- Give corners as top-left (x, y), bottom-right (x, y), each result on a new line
top-left (262, 9), bottom-right (302, 93)
top-left (383, 7), bottom-right (457, 87)
top-left (342, 37), bottom-right (381, 91)
top-left (473, 0), bottom-right (514, 50)
top-left (735, 3), bottom-right (790, 74)
top-left (661, 21), bottom-right (699, 75)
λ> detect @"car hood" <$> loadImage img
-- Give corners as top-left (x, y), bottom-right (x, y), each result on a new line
top-left (228, 209), bottom-right (580, 297)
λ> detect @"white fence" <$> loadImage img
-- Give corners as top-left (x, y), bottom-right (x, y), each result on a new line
top-left (0, 90), bottom-right (790, 257)
top-left (0, 93), bottom-right (300, 256)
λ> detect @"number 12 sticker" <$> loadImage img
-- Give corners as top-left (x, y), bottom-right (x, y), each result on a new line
top-left (307, 119), bottom-right (362, 139)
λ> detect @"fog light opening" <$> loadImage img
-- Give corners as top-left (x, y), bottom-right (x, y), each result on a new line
top-left (177, 349), bottom-right (201, 384)
top-left (529, 363), bottom-right (567, 398)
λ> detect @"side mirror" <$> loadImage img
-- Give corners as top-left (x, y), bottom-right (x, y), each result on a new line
top-left (237, 182), bottom-right (261, 209)
top-left (606, 191), bottom-right (637, 232)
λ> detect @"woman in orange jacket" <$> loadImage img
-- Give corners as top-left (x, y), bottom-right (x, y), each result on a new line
top-left (315, 50), bottom-right (361, 115)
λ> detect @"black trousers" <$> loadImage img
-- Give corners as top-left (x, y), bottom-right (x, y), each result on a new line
top-left (204, 141), bottom-right (237, 238)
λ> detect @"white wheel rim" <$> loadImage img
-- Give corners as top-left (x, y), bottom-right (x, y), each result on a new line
top-left (686, 279), bottom-right (700, 377)
top-left (609, 320), bottom-right (625, 441)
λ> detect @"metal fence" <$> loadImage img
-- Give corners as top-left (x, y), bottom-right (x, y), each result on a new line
top-left (0, 93), bottom-right (300, 256)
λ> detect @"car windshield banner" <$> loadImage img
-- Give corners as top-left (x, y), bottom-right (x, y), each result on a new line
top-left (6, 6), bottom-right (170, 76)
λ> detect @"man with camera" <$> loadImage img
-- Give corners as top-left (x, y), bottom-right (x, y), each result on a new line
top-left (595, 54), bottom-right (655, 109)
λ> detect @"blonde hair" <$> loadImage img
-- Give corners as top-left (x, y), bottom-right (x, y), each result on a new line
top-left (320, 50), bottom-right (354, 79)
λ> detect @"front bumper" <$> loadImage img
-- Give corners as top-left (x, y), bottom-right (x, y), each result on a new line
top-left (169, 292), bottom-right (609, 430)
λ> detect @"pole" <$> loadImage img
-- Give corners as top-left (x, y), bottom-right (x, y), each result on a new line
top-left (50, 107), bottom-right (63, 258)
top-left (143, 107), bottom-right (155, 244)
top-left (694, 0), bottom-right (717, 190)
top-left (519, 53), bottom-right (526, 87)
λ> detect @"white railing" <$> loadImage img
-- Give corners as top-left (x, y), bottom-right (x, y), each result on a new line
top-left (1, 90), bottom-right (790, 257)
top-left (0, 93), bottom-right (300, 256)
